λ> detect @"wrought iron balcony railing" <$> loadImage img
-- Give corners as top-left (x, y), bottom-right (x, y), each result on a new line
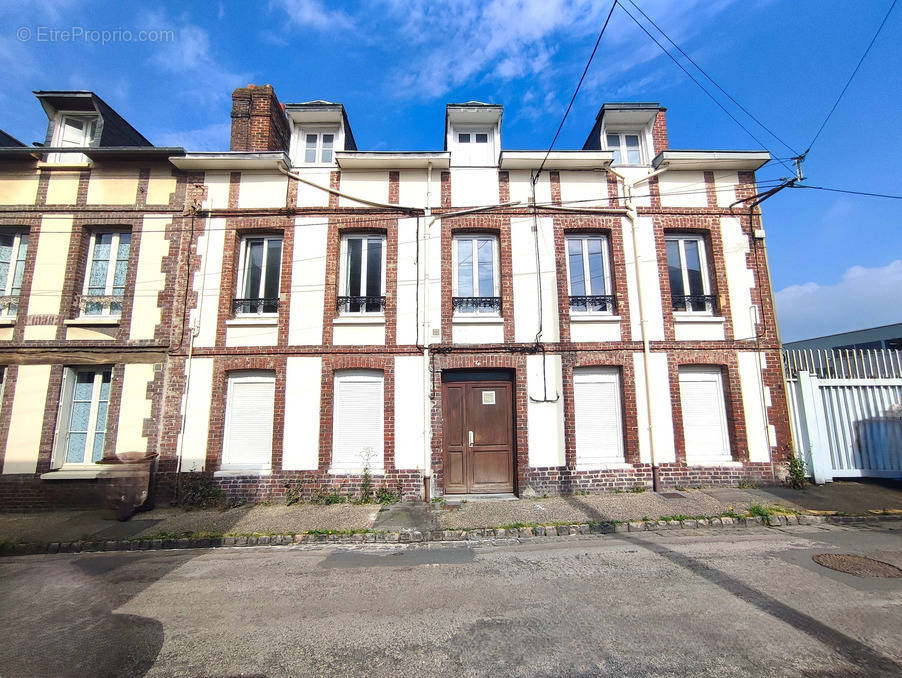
top-left (452, 296), bottom-right (502, 314)
top-left (336, 295), bottom-right (386, 314)
top-left (233, 297), bottom-right (279, 315)
top-left (0, 295), bottom-right (19, 318)
top-left (77, 294), bottom-right (124, 316)
top-left (569, 294), bottom-right (617, 313)
top-left (672, 294), bottom-right (718, 313)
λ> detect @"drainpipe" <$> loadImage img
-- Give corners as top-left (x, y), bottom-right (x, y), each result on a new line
top-left (422, 160), bottom-right (433, 501)
top-left (606, 164), bottom-right (670, 492)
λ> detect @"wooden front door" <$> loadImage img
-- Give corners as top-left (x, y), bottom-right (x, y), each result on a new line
top-left (442, 380), bottom-right (514, 494)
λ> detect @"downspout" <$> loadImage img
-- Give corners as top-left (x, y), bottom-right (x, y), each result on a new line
top-left (607, 164), bottom-right (670, 491)
top-left (422, 160), bottom-right (433, 500)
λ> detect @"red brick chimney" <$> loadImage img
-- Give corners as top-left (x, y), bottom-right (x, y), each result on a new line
top-left (651, 107), bottom-right (668, 154)
top-left (230, 84), bottom-right (290, 152)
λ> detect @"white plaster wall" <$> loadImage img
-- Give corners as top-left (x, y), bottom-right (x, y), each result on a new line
top-left (526, 354), bottom-right (565, 467)
top-left (225, 323), bottom-right (278, 347)
top-left (452, 320), bottom-right (503, 344)
top-left (295, 169), bottom-right (332, 208)
top-left (282, 357), bottom-right (322, 470)
top-left (396, 217), bottom-right (419, 345)
top-left (632, 352), bottom-right (676, 464)
top-left (659, 170), bottom-right (708, 207)
top-left (129, 216), bottom-right (170, 340)
top-left (86, 169), bottom-right (139, 205)
top-left (628, 217), bottom-right (665, 341)
top-left (146, 169), bottom-right (177, 205)
top-left (450, 168), bottom-right (499, 208)
top-left (338, 171), bottom-right (389, 207)
top-left (511, 216), bottom-right (558, 343)
top-left (0, 172), bottom-right (38, 205)
top-left (333, 321), bottom-right (385, 345)
top-left (180, 357), bottom-right (213, 472)
top-left (619, 216), bottom-right (639, 343)
top-left (394, 356), bottom-right (426, 470)
top-left (714, 171), bottom-right (740, 208)
top-left (425, 218), bottom-right (443, 345)
top-left (28, 215), bottom-right (72, 318)
top-left (614, 167), bottom-right (651, 207)
top-left (570, 318), bottom-right (621, 342)
top-left (2, 364), bottom-right (51, 474)
top-left (288, 217), bottom-right (327, 345)
top-left (238, 172), bottom-right (288, 208)
top-left (558, 170), bottom-right (607, 207)
top-left (720, 216), bottom-right (756, 341)
top-left (738, 351), bottom-right (775, 462)
top-left (204, 171), bottom-right (231, 209)
top-left (398, 170), bottom-right (442, 209)
top-left (507, 170), bottom-right (552, 207)
top-left (115, 363), bottom-right (155, 455)
top-left (674, 317), bottom-right (726, 341)
top-left (191, 217), bottom-right (225, 348)
top-left (45, 171), bottom-right (80, 205)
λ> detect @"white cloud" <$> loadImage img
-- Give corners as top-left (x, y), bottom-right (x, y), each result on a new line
top-left (775, 260), bottom-right (902, 342)
top-left (152, 122), bottom-right (231, 151)
top-left (268, 0), bottom-right (353, 30)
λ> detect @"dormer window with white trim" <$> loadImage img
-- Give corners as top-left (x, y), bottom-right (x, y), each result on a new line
top-left (49, 114), bottom-right (99, 164)
top-left (304, 130), bottom-right (335, 164)
top-left (605, 132), bottom-right (644, 165)
top-left (451, 127), bottom-right (495, 165)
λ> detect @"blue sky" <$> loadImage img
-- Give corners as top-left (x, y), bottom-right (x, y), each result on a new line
top-left (1, 0), bottom-right (899, 341)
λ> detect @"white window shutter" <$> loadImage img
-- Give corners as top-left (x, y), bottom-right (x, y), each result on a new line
top-left (332, 371), bottom-right (384, 473)
top-left (51, 368), bottom-right (75, 469)
top-left (223, 373), bottom-right (275, 469)
top-left (573, 368), bottom-right (624, 467)
top-left (679, 368), bottom-right (731, 463)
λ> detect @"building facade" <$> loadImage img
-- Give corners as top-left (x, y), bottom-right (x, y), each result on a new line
top-left (0, 84), bottom-right (792, 508)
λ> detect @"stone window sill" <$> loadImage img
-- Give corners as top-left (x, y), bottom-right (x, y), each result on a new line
top-left (574, 461), bottom-right (632, 471)
top-left (214, 468), bottom-right (272, 477)
top-left (673, 314), bottom-right (724, 324)
top-left (40, 465), bottom-right (138, 480)
top-left (686, 459), bottom-right (741, 467)
top-left (226, 316), bottom-right (278, 327)
top-left (0, 318), bottom-right (16, 326)
top-left (452, 316), bottom-right (503, 325)
top-left (333, 315), bottom-right (386, 326)
top-left (569, 314), bottom-right (621, 324)
top-left (64, 316), bottom-right (121, 326)
top-left (327, 467), bottom-right (386, 476)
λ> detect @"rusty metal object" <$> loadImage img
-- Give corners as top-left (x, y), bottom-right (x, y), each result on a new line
top-left (812, 553), bottom-right (902, 578)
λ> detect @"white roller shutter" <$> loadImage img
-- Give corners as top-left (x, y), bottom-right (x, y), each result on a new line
top-left (679, 367), bottom-right (731, 464)
top-left (222, 371), bottom-right (275, 470)
top-left (573, 367), bottom-right (625, 468)
top-left (332, 370), bottom-right (384, 473)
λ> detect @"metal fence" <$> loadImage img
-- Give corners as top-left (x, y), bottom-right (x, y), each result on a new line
top-left (783, 349), bottom-right (902, 483)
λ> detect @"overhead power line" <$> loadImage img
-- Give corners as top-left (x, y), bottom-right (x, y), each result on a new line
top-left (805, 0), bottom-right (898, 153)
top-left (534, 0), bottom-right (618, 183)
top-left (791, 184), bottom-right (902, 200)
top-left (623, 0), bottom-right (800, 158)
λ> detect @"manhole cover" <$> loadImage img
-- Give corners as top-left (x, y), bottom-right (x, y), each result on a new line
top-left (812, 553), bottom-right (902, 578)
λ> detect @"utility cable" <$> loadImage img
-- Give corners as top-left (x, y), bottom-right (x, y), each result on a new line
top-left (790, 184), bottom-right (902, 200)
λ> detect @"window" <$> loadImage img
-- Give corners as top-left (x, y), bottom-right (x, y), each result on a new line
top-left (678, 366), bottom-right (732, 464)
top-left (605, 132), bottom-right (643, 165)
top-left (453, 128), bottom-right (494, 165)
top-left (457, 130), bottom-right (490, 144)
top-left (338, 234), bottom-right (385, 314)
top-left (49, 115), bottom-right (99, 164)
top-left (0, 231), bottom-right (28, 317)
top-left (452, 234), bottom-right (500, 314)
top-left (82, 231), bottom-right (130, 316)
top-left (57, 368), bottom-right (112, 466)
top-left (222, 371), bottom-right (275, 470)
top-left (566, 235), bottom-right (614, 313)
top-left (235, 236), bottom-right (282, 314)
top-left (573, 368), bottom-right (625, 468)
top-left (332, 370), bottom-right (384, 473)
top-left (303, 130), bottom-right (335, 164)
top-left (666, 234), bottom-right (716, 313)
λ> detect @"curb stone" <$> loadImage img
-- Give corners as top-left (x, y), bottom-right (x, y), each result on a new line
top-left (1, 514), bottom-right (898, 558)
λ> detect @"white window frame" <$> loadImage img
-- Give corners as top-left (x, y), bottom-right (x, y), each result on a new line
top-left (331, 369), bottom-right (385, 474)
top-left (222, 370), bottom-right (275, 471)
top-left (452, 127), bottom-right (495, 165)
top-left (0, 230), bottom-right (28, 317)
top-left (573, 367), bottom-right (626, 469)
top-left (665, 233), bottom-right (714, 315)
top-left (564, 234), bottom-right (613, 314)
top-left (678, 366), bottom-right (732, 464)
top-left (452, 233), bottom-right (500, 316)
top-left (48, 113), bottom-right (99, 164)
top-left (82, 230), bottom-right (130, 317)
top-left (455, 128), bottom-right (492, 145)
top-left (296, 127), bottom-right (338, 166)
top-left (235, 235), bottom-right (282, 315)
top-left (52, 367), bottom-right (112, 468)
top-left (604, 130), bottom-right (646, 165)
top-left (339, 233), bottom-right (387, 315)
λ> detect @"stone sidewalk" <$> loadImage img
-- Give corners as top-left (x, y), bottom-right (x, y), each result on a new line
top-left (1, 480), bottom-right (900, 546)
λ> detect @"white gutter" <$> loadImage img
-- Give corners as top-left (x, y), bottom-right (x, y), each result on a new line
top-left (606, 163), bottom-right (670, 491)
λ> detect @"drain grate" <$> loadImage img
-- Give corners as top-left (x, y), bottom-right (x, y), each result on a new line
top-left (812, 553), bottom-right (902, 578)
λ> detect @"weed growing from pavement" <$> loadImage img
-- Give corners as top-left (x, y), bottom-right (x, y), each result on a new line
top-left (737, 478), bottom-right (759, 489)
top-left (787, 451), bottom-right (807, 490)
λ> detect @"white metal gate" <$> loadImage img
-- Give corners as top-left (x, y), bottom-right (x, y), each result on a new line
top-left (784, 349), bottom-right (902, 483)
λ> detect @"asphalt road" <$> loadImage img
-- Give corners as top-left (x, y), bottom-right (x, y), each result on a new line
top-left (1, 524), bottom-right (900, 677)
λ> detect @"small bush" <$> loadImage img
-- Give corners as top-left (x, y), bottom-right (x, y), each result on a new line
top-left (747, 503), bottom-right (773, 518)
top-left (375, 485), bottom-right (400, 505)
top-left (358, 467), bottom-right (373, 504)
top-left (787, 454), bottom-right (807, 490)
top-left (310, 490), bottom-right (346, 505)
top-left (178, 473), bottom-right (228, 510)
top-left (284, 482), bottom-right (304, 506)
top-left (737, 477), bottom-right (758, 489)
top-left (629, 485), bottom-right (647, 494)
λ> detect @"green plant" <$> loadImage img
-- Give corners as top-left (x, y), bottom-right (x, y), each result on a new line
top-left (747, 503), bottom-right (773, 518)
top-left (629, 485), bottom-right (647, 494)
top-left (721, 506), bottom-right (742, 519)
top-left (787, 453), bottom-right (807, 490)
top-left (737, 477), bottom-right (758, 489)
top-left (375, 484), bottom-right (400, 505)
top-left (359, 467), bottom-right (373, 504)
top-left (284, 482), bottom-right (304, 506)
top-left (310, 490), bottom-right (346, 505)
top-left (178, 473), bottom-right (228, 510)
top-left (674, 485), bottom-right (688, 492)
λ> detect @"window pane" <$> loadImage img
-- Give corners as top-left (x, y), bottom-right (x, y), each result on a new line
top-left (99, 370), bottom-right (111, 401)
top-left (606, 134), bottom-right (621, 163)
top-left (69, 400), bottom-right (91, 432)
top-left (458, 133), bottom-right (470, 143)
top-left (73, 372), bottom-right (94, 401)
top-left (683, 240), bottom-right (704, 295)
top-left (11, 235), bottom-right (27, 294)
top-left (666, 240), bottom-right (685, 299)
top-left (263, 239), bottom-right (282, 299)
top-left (305, 134), bottom-right (317, 163)
top-left (94, 400), bottom-right (108, 432)
top-left (346, 238), bottom-right (362, 298)
top-left (587, 238), bottom-right (606, 295)
top-left (0, 261), bottom-right (7, 293)
top-left (321, 134), bottom-right (334, 163)
top-left (567, 239), bottom-right (586, 296)
top-left (475, 133), bottom-right (488, 143)
top-left (66, 433), bottom-right (87, 464)
top-left (91, 432), bottom-right (105, 463)
top-left (365, 238), bottom-right (382, 297)
top-left (244, 240), bottom-right (263, 298)
top-left (477, 239), bottom-right (494, 297)
top-left (456, 239), bottom-right (473, 297)
top-left (88, 234), bottom-right (112, 294)
top-left (625, 135), bottom-right (641, 163)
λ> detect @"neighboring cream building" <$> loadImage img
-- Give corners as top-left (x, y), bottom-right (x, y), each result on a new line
top-left (0, 85), bottom-right (792, 508)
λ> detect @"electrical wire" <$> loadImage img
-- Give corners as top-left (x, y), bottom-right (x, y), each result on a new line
top-left (534, 0), bottom-right (617, 184)
top-left (790, 184), bottom-right (902, 200)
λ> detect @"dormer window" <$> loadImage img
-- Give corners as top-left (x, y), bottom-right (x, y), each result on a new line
top-left (606, 132), bottom-right (644, 165)
top-left (451, 127), bottom-right (495, 166)
top-left (304, 131), bottom-right (335, 164)
top-left (49, 114), bottom-right (99, 164)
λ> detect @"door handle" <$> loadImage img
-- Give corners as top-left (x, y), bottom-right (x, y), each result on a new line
top-left (468, 430), bottom-right (474, 446)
